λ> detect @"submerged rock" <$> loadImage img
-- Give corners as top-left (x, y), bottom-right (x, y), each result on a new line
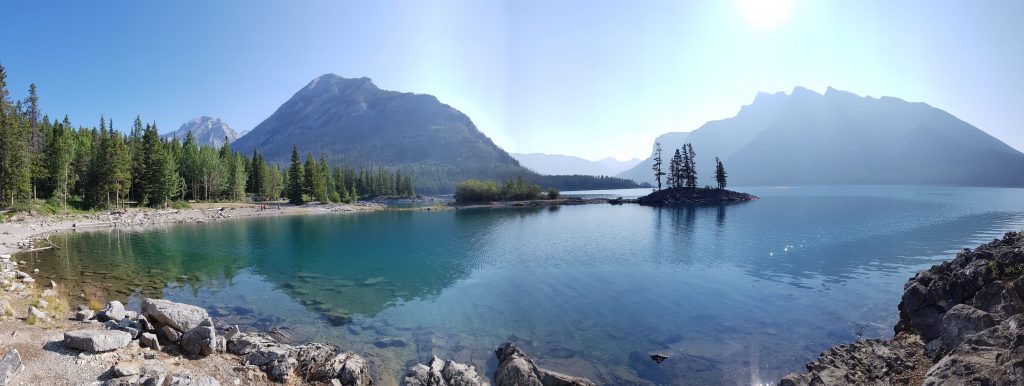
top-left (494, 342), bottom-right (595, 386)
top-left (64, 330), bottom-right (133, 352)
top-left (403, 356), bottom-right (487, 386)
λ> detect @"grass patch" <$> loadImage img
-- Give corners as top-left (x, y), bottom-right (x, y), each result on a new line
top-left (86, 297), bottom-right (104, 312)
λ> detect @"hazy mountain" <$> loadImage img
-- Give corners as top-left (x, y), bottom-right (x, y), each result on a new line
top-left (619, 87), bottom-right (1024, 187)
top-left (595, 157), bottom-right (642, 174)
top-left (232, 74), bottom-right (644, 193)
top-left (163, 116), bottom-right (240, 148)
top-left (512, 153), bottom-right (639, 176)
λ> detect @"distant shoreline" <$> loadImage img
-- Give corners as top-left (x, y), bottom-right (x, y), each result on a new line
top-left (0, 202), bottom-right (386, 256)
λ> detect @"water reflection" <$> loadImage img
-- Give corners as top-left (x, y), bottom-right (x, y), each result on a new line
top-left (17, 186), bottom-right (1024, 385)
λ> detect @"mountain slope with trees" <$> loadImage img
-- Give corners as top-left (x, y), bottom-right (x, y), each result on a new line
top-left (232, 74), bottom-right (643, 193)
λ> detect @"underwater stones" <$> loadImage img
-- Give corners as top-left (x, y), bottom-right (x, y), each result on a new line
top-left (323, 311), bottom-right (353, 326)
top-left (373, 338), bottom-right (407, 349)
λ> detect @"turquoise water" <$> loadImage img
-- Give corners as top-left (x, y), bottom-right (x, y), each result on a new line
top-left (21, 186), bottom-right (1024, 385)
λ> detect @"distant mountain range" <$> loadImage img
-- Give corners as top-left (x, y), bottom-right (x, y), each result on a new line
top-left (512, 153), bottom-right (640, 176)
top-left (619, 87), bottom-right (1024, 187)
top-left (231, 74), bottom-right (643, 193)
top-left (162, 116), bottom-right (240, 148)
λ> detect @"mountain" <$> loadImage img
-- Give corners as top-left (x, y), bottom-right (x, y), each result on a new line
top-left (232, 74), bottom-right (643, 193)
top-left (163, 116), bottom-right (240, 148)
top-left (619, 87), bottom-right (1024, 187)
top-left (512, 153), bottom-right (639, 176)
top-left (595, 157), bottom-right (642, 175)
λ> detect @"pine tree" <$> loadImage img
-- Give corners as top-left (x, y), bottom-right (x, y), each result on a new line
top-left (651, 142), bottom-right (665, 190)
top-left (46, 119), bottom-right (73, 211)
top-left (670, 149), bottom-right (684, 189)
top-left (287, 145), bottom-right (304, 204)
top-left (303, 154), bottom-right (317, 201)
top-left (0, 64), bottom-right (31, 206)
top-left (180, 131), bottom-right (201, 200)
top-left (26, 83), bottom-right (45, 200)
top-left (683, 143), bottom-right (697, 188)
top-left (128, 116), bottom-right (145, 202)
top-left (715, 157), bottom-right (727, 190)
top-left (315, 154), bottom-right (330, 203)
top-left (108, 129), bottom-right (131, 209)
top-left (141, 123), bottom-right (172, 207)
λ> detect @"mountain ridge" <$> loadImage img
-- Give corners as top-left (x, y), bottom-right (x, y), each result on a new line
top-left (619, 87), bottom-right (1024, 187)
top-left (162, 116), bottom-right (240, 147)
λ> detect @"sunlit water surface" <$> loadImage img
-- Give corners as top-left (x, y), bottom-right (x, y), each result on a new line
top-left (21, 186), bottom-right (1024, 385)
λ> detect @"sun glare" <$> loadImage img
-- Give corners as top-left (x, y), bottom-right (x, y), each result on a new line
top-left (736, 0), bottom-right (796, 29)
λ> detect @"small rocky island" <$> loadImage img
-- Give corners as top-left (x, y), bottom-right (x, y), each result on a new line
top-left (781, 231), bottom-right (1024, 385)
top-left (636, 187), bottom-right (757, 206)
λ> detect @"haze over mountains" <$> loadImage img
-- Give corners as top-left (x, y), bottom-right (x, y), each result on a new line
top-left (512, 153), bottom-right (640, 176)
top-left (619, 87), bottom-right (1024, 187)
top-left (162, 116), bottom-right (240, 147)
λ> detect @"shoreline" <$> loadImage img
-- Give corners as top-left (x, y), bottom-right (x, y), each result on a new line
top-left (0, 201), bottom-right (386, 256)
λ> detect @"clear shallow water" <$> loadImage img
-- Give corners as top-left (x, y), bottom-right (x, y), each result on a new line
top-left (21, 186), bottom-right (1024, 385)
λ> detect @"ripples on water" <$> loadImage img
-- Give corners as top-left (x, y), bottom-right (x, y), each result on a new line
top-left (21, 185), bottom-right (1024, 385)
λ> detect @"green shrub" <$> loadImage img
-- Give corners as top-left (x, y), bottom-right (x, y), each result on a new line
top-left (547, 187), bottom-right (560, 199)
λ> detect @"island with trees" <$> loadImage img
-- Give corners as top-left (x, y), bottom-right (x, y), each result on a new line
top-left (637, 142), bottom-right (757, 206)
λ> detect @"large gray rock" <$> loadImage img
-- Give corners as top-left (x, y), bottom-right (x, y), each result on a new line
top-left (64, 330), bottom-right (133, 352)
top-left (160, 325), bottom-right (183, 342)
top-left (141, 298), bottom-right (210, 332)
top-left (923, 313), bottom-right (1024, 385)
top-left (140, 332), bottom-right (161, 351)
top-left (403, 356), bottom-right (487, 386)
top-left (0, 350), bottom-right (23, 386)
top-left (936, 303), bottom-right (998, 356)
top-left (98, 300), bottom-right (127, 322)
top-left (293, 343), bottom-right (371, 385)
top-left (181, 324), bottom-right (217, 356)
top-left (494, 342), bottom-right (595, 386)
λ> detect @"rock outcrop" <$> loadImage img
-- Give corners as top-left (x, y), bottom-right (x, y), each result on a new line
top-left (781, 232), bottom-right (1024, 385)
top-left (226, 330), bottom-right (371, 385)
top-left (494, 342), bottom-right (595, 386)
top-left (402, 356), bottom-right (488, 386)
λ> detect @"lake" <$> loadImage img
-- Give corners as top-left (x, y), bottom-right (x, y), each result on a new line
top-left (19, 185), bottom-right (1024, 385)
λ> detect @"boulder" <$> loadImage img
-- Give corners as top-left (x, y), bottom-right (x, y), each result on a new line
top-left (98, 300), bottom-right (127, 322)
top-left (28, 306), bottom-right (47, 322)
top-left (936, 303), bottom-right (998, 356)
top-left (0, 350), bottom-right (23, 386)
top-left (140, 332), bottom-right (161, 351)
top-left (141, 298), bottom-right (209, 332)
top-left (293, 343), bottom-right (371, 385)
top-left (64, 330), bottom-right (133, 352)
top-left (403, 355), bottom-right (487, 386)
top-left (74, 307), bottom-right (95, 321)
top-left (494, 342), bottom-right (595, 386)
top-left (181, 324), bottom-right (217, 356)
top-left (923, 314), bottom-right (1024, 385)
top-left (40, 289), bottom-right (57, 298)
top-left (160, 325), bottom-right (183, 342)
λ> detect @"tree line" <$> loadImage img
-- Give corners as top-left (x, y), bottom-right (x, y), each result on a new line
top-left (453, 176), bottom-right (558, 204)
top-left (651, 142), bottom-right (727, 190)
top-left (0, 64), bottom-right (415, 212)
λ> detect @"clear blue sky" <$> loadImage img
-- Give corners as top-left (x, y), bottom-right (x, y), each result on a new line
top-left (1, 1), bottom-right (1021, 160)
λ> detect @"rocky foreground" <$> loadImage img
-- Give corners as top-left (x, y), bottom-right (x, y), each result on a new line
top-left (781, 231), bottom-right (1024, 385)
top-left (636, 187), bottom-right (757, 206)
top-left (1, 253), bottom-right (597, 385)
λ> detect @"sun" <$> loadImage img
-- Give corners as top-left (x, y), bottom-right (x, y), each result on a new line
top-left (736, 0), bottom-right (796, 29)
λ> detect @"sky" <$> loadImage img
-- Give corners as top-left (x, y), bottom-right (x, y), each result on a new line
top-left (1, 1), bottom-right (1022, 161)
